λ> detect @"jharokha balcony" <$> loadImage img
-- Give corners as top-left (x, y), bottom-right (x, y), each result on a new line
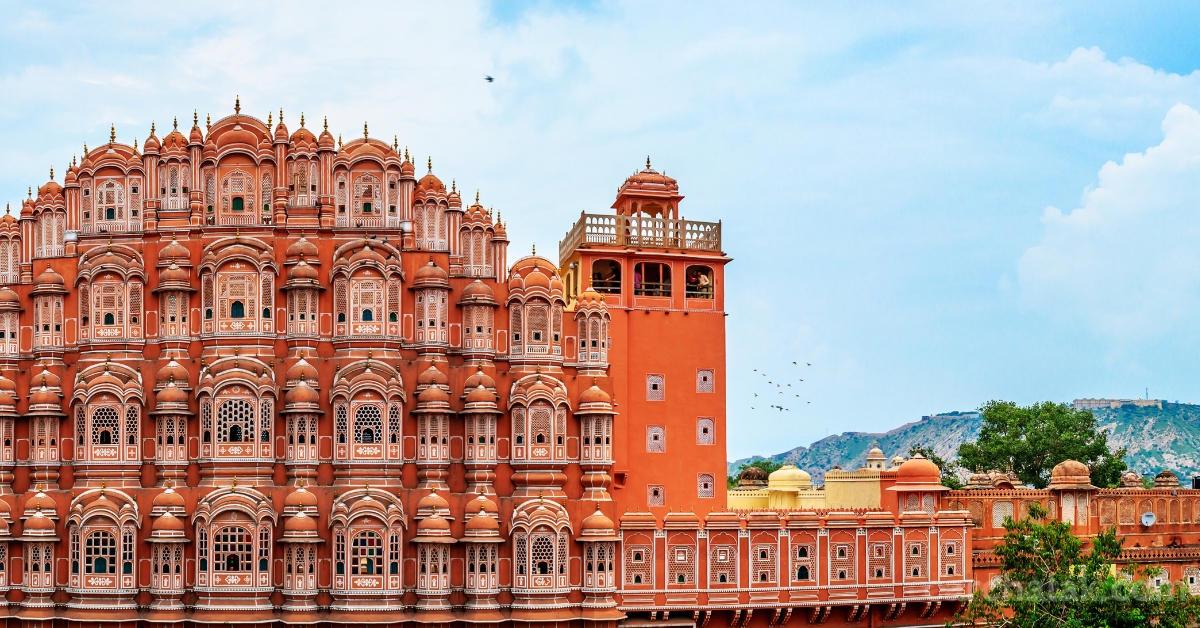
top-left (558, 213), bottom-right (723, 262)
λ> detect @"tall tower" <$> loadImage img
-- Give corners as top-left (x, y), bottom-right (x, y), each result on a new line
top-left (559, 159), bottom-right (729, 514)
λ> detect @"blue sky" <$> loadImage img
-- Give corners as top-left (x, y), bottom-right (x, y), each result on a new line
top-left (2, 2), bottom-right (1200, 459)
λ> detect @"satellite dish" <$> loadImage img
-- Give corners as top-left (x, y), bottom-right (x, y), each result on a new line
top-left (1141, 511), bottom-right (1156, 527)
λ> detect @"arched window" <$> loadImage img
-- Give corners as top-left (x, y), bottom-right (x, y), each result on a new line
top-left (91, 406), bottom-right (120, 446)
top-left (591, 259), bottom-right (621, 294)
top-left (213, 526), bottom-right (252, 572)
top-left (230, 300), bottom-right (245, 318)
top-left (633, 262), bottom-right (671, 297)
top-left (685, 264), bottom-right (714, 299)
top-left (351, 531), bottom-right (383, 576)
top-left (354, 406), bottom-right (382, 445)
top-left (217, 399), bottom-right (254, 444)
top-left (85, 531), bottom-right (117, 575)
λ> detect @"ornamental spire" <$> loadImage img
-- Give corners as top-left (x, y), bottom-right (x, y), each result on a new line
top-left (363, 121), bottom-right (368, 139)
top-left (300, 112), bottom-right (305, 127)
top-left (109, 124), bottom-right (115, 144)
top-left (234, 95), bottom-right (241, 115)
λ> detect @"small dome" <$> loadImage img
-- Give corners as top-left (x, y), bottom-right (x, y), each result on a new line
top-left (866, 446), bottom-right (885, 460)
top-left (416, 489), bottom-right (449, 514)
top-left (460, 280), bottom-right (494, 301)
top-left (158, 238), bottom-right (191, 262)
top-left (523, 268), bottom-right (551, 290)
top-left (24, 509), bottom-right (56, 534)
top-left (286, 236), bottom-right (319, 259)
top-left (286, 358), bottom-right (318, 383)
top-left (416, 172), bottom-right (444, 193)
top-left (288, 259), bottom-right (319, 281)
top-left (895, 454), bottom-right (942, 486)
top-left (349, 243), bottom-right (386, 265)
top-left (35, 369), bottom-right (62, 389)
top-left (0, 373), bottom-right (15, 393)
top-left (768, 465), bottom-right (812, 490)
top-left (285, 380), bottom-right (320, 405)
top-left (152, 485), bottom-right (185, 509)
top-left (464, 509), bottom-right (499, 533)
top-left (417, 513), bottom-right (451, 532)
top-left (284, 511), bottom-right (319, 533)
top-left (156, 360), bottom-right (189, 387)
top-left (579, 383), bottom-right (612, 405)
top-left (463, 365), bottom-right (495, 391)
top-left (29, 383), bottom-right (59, 407)
top-left (284, 483), bottom-right (318, 510)
top-left (418, 385), bottom-right (449, 404)
top-left (25, 488), bottom-right (55, 514)
top-left (582, 508), bottom-right (615, 533)
top-left (416, 364), bottom-right (449, 387)
top-left (464, 491), bottom-right (498, 517)
top-left (0, 287), bottom-right (19, 306)
top-left (152, 511), bottom-right (186, 533)
top-left (737, 466), bottom-right (769, 488)
top-left (158, 262), bottom-right (191, 284)
top-left (1047, 459), bottom-right (1094, 490)
top-left (290, 127), bottom-right (316, 145)
top-left (1154, 469), bottom-right (1180, 489)
top-left (33, 264), bottom-right (64, 287)
top-left (413, 259), bottom-right (449, 286)
top-left (465, 384), bottom-right (494, 404)
top-left (156, 381), bottom-right (188, 405)
top-left (216, 125), bottom-right (261, 149)
top-left (1120, 470), bottom-right (1144, 488)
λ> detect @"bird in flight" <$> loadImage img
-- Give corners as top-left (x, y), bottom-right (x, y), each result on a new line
top-left (484, 75), bottom-right (494, 83)
top-left (807, 363), bottom-right (811, 366)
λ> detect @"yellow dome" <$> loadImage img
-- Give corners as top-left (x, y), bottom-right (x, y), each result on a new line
top-left (767, 465), bottom-right (812, 491)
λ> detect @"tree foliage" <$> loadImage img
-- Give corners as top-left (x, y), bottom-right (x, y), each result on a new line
top-left (951, 503), bottom-right (1199, 628)
top-left (727, 458), bottom-right (784, 488)
top-left (956, 401), bottom-right (1128, 489)
top-left (908, 444), bottom-right (964, 489)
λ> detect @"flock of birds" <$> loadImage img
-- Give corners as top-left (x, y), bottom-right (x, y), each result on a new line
top-left (750, 361), bottom-right (811, 412)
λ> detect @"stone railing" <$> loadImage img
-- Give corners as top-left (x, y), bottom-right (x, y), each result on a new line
top-left (559, 213), bottom-right (721, 263)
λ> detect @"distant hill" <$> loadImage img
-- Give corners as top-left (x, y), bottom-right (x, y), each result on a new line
top-left (730, 402), bottom-right (1200, 485)
top-left (729, 412), bottom-right (982, 485)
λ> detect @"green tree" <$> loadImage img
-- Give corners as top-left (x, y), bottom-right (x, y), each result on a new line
top-left (956, 401), bottom-right (1127, 489)
top-left (727, 458), bottom-right (784, 488)
top-left (951, 503), bottom-right (1199, 627)
top-left (907, 444), bottom-right (964, 490)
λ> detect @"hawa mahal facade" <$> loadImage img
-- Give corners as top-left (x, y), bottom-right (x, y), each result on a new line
top-left (1, 101), bottom-right (1193, 628)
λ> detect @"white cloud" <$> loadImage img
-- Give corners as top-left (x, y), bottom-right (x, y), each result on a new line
top-left (1018, 104), bottom-right (1200, 338)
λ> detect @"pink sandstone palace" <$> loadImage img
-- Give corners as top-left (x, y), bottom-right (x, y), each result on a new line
top-left (0, 100), bottom-right (1190, 628)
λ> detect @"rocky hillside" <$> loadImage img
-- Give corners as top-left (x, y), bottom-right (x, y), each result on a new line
top-left (730, 403), bottom-right (1200, 485)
